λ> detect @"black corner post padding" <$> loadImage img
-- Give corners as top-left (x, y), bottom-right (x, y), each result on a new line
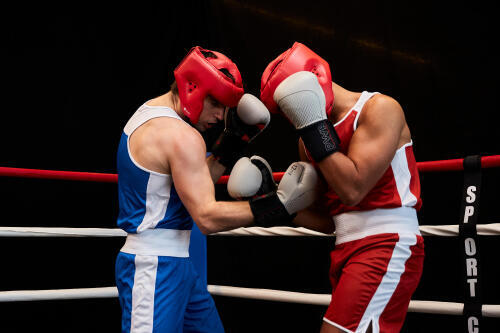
top-left (463, 155), bottom-right (482, 171)
top-left (458, 155), bottom-right (483, 333)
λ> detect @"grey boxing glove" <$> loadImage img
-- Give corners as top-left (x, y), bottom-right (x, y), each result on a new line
top-left (274, 71), bottom-right (340, 162)
top-left (250, 161), bottom-right (319, 227)
top-left (227, 156), bottom-right (277, 199)
top-left (211, 94), bottom-right (271, 168)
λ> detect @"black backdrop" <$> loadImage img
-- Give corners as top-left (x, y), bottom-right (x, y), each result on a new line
top-left (1, 1), bottom-right (499, 332)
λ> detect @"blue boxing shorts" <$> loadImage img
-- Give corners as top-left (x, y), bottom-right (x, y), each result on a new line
top-left (115, 230), bottom-right (224, 333)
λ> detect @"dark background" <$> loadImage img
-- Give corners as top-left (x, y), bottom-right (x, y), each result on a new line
top-left (1, 1), bottom-right (499, 332)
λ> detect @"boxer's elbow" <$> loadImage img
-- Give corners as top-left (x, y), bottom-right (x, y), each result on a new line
top-left (193, 214), bottom-right (213, 235)
top-left (336, 185), bottom-right (365, 207)
top-left (193, 203), bottom-right (219, 235)
top-left (194, 220), bottom-right (213, 235)
top-left (339, 193), bottom-right (361, 207)
top-left (324, 171), bottom-right (365, 206)
top-left (194, 217), bottom-right (215, 235)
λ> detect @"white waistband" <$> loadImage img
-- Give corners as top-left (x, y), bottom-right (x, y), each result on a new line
top-left (333, 207), bottom-right (420, 245)
top-left (120, 229), bottom-right (191, 257)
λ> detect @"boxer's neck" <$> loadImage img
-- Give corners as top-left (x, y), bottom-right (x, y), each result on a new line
top-left (146, 91), bottom-right (185, 120)
top-left (330, 82), bottom-right (362, 123)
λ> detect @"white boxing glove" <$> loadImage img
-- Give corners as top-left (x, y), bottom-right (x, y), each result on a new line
top-left (249, 161), bottom-right (319, 227)
top-left (276, 161), bottom-right (318, 215)
top-left (211, 94), bottom-right (271, 167)
top-left (274, 71), bottom-right (341, 162)
top-left (236, 94), bottom-right (271, 136)
top-left (227, 156), bottom-right (276, 200)
top-left (274, 71), bottom-right (327, 129)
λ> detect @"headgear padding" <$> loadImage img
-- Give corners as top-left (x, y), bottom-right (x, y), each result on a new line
top-left (260, 42), bottom-right (333, 116)
top-left (174, 46), bottom-right (244, 124)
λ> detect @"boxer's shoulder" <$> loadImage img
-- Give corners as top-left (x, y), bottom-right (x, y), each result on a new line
top-left (359, 94), bottom-right (405, 125)
top-left (364, 94), bottom-right (402, 113)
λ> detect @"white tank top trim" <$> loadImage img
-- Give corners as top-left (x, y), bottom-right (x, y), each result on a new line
top-left (333, 91), bottom-right (379, 128)
top-left (124, 104), bottom-right (183, 135)
top-left (124, 104), bottom-right (185, 177)
top-left (352, 91), bottom-right (379, 130)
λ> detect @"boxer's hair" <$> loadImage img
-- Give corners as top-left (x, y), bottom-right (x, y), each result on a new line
top-left (170, 80), bottom-right (179, 96)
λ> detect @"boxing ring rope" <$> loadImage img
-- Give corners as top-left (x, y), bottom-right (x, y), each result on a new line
top-left (0, 286), bottom-right (499, 317)
top-left (1, 154), bottom-right (499, 319)
top-left (2, 155), bottom-right (499, 184)
top-left (1, 223), bottom-right (500, 238)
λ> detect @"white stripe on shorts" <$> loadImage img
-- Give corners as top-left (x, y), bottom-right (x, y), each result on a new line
top-left (130, 255), bottom-right (158, 333)
top-left (356, 233), bottom-right (417, 333)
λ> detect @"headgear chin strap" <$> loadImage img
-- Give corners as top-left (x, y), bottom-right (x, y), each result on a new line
top-left (260, 42), bottom-right (333, 116)
top-left (174, 46), bottom-right (244, 124)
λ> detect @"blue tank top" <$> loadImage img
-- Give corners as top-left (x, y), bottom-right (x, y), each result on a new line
top-left (116, 104), bottom-right (194, 233)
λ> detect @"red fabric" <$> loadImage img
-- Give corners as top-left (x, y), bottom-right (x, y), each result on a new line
top-left (379, 238), bottom-right (425, 332)
top-left (406, 145), bottom-right (422, 210)
top-left (324, 233), bottom-right (424, 332)
top-left (322, 109), bottom-right (422, 216)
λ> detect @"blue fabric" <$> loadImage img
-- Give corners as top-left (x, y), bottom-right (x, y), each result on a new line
top-left (115, 252), bottom-right (223, 333)
top-left (158, 184), bottom-right (193, 230)
top-left (115, 252), bottom-right (136, 333)
top-left (117, 133), bottom-right (149, 233)
top-left (189, 223), bottom-right (207, 286)
top-left (116, 132), bottom-right (193, 232)
top-left (116, 129), bottom-right (213, 332)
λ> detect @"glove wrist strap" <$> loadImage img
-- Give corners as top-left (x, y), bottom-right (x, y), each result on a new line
top-left (298, 119), bottom-right (340, 162)
top-left (250, 192), bottom-right (295, 227)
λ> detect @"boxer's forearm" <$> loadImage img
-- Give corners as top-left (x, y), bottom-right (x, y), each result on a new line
top-left (194, 200), bottom-right (254, 234)
top-left (293, 207), bottom-right (334, 234)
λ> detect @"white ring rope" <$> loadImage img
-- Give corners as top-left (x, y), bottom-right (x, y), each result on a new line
top-left (214, 224), bottom-right (500, 237)
top-left (0, 227), bottom-right (127, 237)
top-left (215, 226), bottom-right (331, 236)
top-left (2, 225), bottom-right (498, 318)
top-left (0, 287), bottom-right (118, 302)
top-left (0, 285), bottom-right (498, 317)
top-left (1, 223), bottom-right (499, 238)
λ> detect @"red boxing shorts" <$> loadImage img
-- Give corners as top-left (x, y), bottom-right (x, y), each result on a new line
top-left (323, 232), bottom-right (424, 333)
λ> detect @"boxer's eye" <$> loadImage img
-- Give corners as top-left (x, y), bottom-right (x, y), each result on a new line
top-left (209, 97), bottom-right (223, 108)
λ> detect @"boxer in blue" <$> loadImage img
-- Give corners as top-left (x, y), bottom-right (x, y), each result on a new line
top-left (115, 46), bottom-right (318, 332)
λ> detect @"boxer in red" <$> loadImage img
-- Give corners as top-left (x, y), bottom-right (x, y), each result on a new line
top-left (260, 42), bottom-right (424, 333)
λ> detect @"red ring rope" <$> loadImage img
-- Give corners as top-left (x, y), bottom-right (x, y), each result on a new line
top-left (0, 155), bottom-right (499, 184)
top-left (0, 167), bottom-right (118, 183)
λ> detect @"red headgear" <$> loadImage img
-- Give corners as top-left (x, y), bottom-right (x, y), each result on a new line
top-left (260, 42), bottom-right (333, 116)
top-left (174, 46), bottom-right (244, 124)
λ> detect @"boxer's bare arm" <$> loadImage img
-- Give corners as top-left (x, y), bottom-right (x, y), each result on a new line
top-left (319, 95), bottom-right (406, 206)
top-left (164, 124), bottom-right (254, 234)
top-left (294, 206), bottom-right (334, 234)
